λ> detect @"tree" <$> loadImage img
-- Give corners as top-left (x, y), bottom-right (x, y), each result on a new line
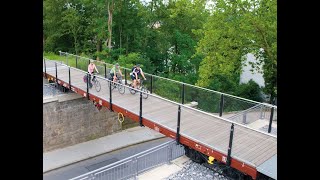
top-left (43, 0), bottom-right (68, 52)
top-left (61, 3), bottom-right (83, 55)
top-left (196, 0), bottom-right (277, 102)
top-left (106, 0), bottom-right (115, 49)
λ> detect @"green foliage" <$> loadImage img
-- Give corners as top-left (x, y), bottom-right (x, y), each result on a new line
top-left (44, 0), bottom-right (276, 104)
top-left (43, 52), bottom-right (60, 60)
top-left (196, 0), bottom-right (276, 101)
top-left (236, 80), bottom-right (263, 102)
top-left (118, 52), bottom-right (155, 73)
top-left (153, 78), bottom-right (182, 103)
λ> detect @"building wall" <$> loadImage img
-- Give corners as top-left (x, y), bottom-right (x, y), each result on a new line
top-left (240, 53), bottom-right (265, 87)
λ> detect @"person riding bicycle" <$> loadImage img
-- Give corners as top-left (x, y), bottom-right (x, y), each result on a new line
top-left (110, 63), bottom-right (123, 83)
top-left (88, 60), bottom-right (99, 88)
top-left (130, 64), bottom-right (146, 89)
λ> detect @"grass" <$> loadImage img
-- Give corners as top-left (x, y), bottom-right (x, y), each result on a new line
top-left (43, 52), bottom-right (115, 72)
top-left (43, 52), bottom-right (64, 61)
top-left (44, 52), bottom-right (91, 71)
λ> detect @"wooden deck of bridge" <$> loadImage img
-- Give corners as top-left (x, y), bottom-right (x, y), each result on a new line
top-left (44, 61), bottom-right (277, 168)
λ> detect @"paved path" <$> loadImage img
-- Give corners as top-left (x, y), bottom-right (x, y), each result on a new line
top-left (43, 126), bottom-right (165, 173)
top-left (43, 138), bottom-right (171, 180)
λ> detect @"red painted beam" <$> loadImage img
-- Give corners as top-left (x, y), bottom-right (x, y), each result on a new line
top-left (43, 73), bottom-right (258, 179)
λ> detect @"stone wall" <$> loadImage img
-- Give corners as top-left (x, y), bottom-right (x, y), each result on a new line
top-left (43, 93), bottom-right (124, 152)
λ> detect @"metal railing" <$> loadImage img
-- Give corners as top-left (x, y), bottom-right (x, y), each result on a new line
top-left (43, 57), bottom-right (277, 136)
top-left (69, 140), bottom-right (185, 180)
top-left (56, 51), bottom-right (277, 125)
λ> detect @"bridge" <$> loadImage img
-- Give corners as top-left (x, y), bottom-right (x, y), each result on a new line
top-left (43, 52), bottom-right (277, 179)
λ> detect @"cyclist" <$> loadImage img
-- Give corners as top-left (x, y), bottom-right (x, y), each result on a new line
top-left (88, 60), bottom-right (99, 88)
top-left (130, 64), bottom-right (146, 89)
top-left (110, 63), bottom-right (123, 83)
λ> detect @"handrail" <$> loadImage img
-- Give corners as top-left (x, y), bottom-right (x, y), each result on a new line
top-left (227, 103), bottom-right (264, 119)
top-left (56, 52), bottom-right (277, 109)
top-left (69, 140), bottom-right (183, 180)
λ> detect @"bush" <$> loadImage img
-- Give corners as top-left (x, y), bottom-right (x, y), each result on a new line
top-left (235, 79), bottom-right (263, 102)
top-left (118, 52), bottom-right (155, 73)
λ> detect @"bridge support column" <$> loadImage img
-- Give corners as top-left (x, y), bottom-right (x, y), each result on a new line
top-left (109, 80), bottom-right (113, 112)
top-left (150, 75), bottom-right (153, 94)
top-left (124, 69), bottom-right (127, 85)
top-left (76, 56), bottom-right (78, 68)
top-left (176, 105), bottom-right (181, 145)
top-left (87, 73), bottom-right (90, 100)
top-left (139, 92), bottom-right (143, 127)
top-left (104, 64), bottom-right (107, 79)
top-left (181, 84), bottom-right (185, 104)
top-left (268, 107), bottom-right (274, 133)
top-left (68, 67), bottom-right (71, 89)
top-left (44, 58), bottom-right (47, 78)
top-left (55, 62), bottom-right (57, 84)
top-left (227, 123), bottom-right (234, 166)
top-left (219, 94), bottom-right (224, 117)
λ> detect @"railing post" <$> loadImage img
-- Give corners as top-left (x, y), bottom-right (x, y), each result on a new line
top-left (109, 80), bottom-right (113, 111)
top-left (260, 105), bottom-right (264, 119)
top-left (150, 75), bottom-right (153, 94)
top-left (76, 56), bottom-right (78, 68)
top-left (87, 73), bottom-right (90, 100)
top-left (167, 144), bottom-right (173, 163)
top-left (55, 62), bottom-right (58, 84)
top-left (104, 64), bottom-right (107, 78)
top-left (68, 67), bottom-right (71, 89)
top-left (242, 112), bottom-right (247, 124)
top-left (134, 157), bottom-right (138, 179)
top-left (124, 69), bottom-right (127, 85)
top-left (219, 94), bottom-right (224, 117)
top-left (268, 107), bottom-right (274, 133)
top-left (176, 105), bottom-right (181, 145)
top-left (226, 123), bottom-right (234, 166)
top-left (139, 92), bottom-right (143, 127)
top-left (44, 59), bottom-right (47, 78)
top-left (66, 52), bottom-right (68, 65)
top-left (181, 84), bottom-right (185, 104)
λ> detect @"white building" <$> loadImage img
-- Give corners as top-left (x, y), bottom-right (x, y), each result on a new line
top-left (240, 53), bottom-right (265, 87)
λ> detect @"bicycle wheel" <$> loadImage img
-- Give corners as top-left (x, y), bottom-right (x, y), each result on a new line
top-left (94, 80), bottom-right (101, 92)
top-left (107, 81), bottom-right (116, 90)
top-left (112, 82), bottom-right (117, 90)
top-left (129, 84), bottom-right (136, 94)
top-left (118, 82), bottom-right (125, 94)
top-left (141, 87), bottom-right (149, 99)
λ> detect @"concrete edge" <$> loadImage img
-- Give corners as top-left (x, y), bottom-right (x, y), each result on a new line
top-left (57, 93), bottom-right (83, 102)
top-left (137, 155), bottom-right (190, 180)
top-left (43, 96), bottom-right (58, 103)
top-left (43, 136), bottom-right (166, 173)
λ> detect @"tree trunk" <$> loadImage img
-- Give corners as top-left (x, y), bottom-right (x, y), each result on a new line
top-left (96, 39), bottom-right (102, 52)
top-left (74, 35), bottom-right (78, 55)
top-left (126, 35), bottom-right (129, 55)
top-left (119, 25), bottom-right (122, 54)
top-left (107, 0), bottom-right (114, 50)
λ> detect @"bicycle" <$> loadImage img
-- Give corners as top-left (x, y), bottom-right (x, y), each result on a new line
top-left (128, 79), bottom-right (149, 99)
top-left (108, 75), bottom-right (125, 94)
top-left (84, 73), bottom-right (101, 92)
